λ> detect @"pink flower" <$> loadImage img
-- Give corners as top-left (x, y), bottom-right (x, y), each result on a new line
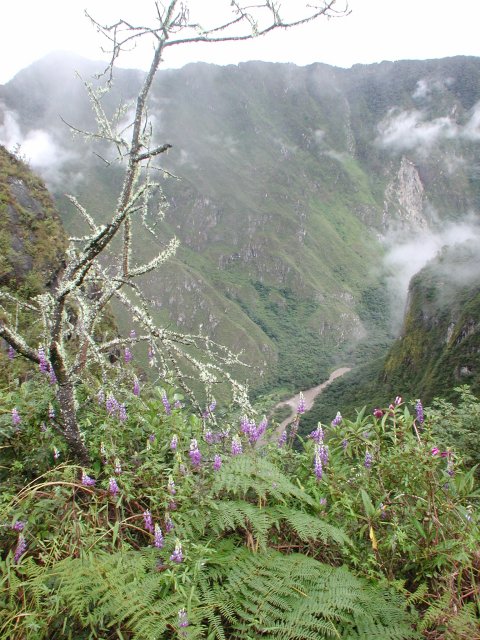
top-left (431, 447), bottom-right (439, 456)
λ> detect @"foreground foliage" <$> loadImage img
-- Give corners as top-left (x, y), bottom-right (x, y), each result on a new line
top-left (1, 374), bottom-right (479, 638)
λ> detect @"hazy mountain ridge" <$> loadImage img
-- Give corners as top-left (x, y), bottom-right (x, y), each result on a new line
top-left (2, 54), bottom-right (480, 394)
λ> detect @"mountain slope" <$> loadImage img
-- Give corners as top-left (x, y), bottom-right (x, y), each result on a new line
top-left (2, 55), bottom-right (480, 394)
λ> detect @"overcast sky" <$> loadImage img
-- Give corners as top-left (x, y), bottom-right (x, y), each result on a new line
top-left (2, 0), bottom-right (480, 83)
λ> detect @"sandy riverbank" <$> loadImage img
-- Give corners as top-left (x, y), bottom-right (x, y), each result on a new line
top-left (274, 367), bottom-right (352, 432)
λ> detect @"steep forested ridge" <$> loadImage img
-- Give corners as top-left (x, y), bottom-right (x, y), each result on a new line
top-left (2, 54), bottom-right (480, 396)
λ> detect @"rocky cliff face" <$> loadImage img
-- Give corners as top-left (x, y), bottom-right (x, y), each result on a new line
top-left (2, 55), bottom-right (480, 393)
top-left (381, 240), bottom-right (480, 401)
top-left (0, 145), bottom-right (67, 296)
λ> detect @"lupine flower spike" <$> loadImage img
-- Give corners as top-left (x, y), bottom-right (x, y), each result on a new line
top-left (165, 514), bottom-right (174, 533)
top-left (415, 399), bottom-right (424, 424)
top-left (161, 391), bottom-right (171, 415)
top-left (189, 438), bottom-right (202, 466)
top-left (364, 451), bottom-right (373, 469)
top-left (14, 534), bottom-right (27, 564)
top-left (133, 377), bottom-right (140, 396)
top-left (231, 434), bottom-right (242, 456)
top-left (143, 510), bottom-right (154, 533)
top-left (170, 540), bottom-right (183, 563)
top-left (170, 434), bottom-right (178, 450)
top-left (154, 523), bottom-right (164, 548)
top-left (314, 446), bottom-right (323, 480)
top-left (297, 392), bottom-right (306, 415)
top-left (109, 477), bottom-right (119, 496)
top-left (118, 403), bottom-right (127, 422)
top-left (11, 408), bottom-right (20, 426)
top-left (331, 411), bottom-right (342, 426)
top-left (81, 472), bottom-right (96, 487)
top-left (178, 608), bottom-right (189, 628)
top-left (213, 454), bottom-right (222, 471)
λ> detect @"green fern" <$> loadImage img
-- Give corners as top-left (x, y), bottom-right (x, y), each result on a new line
top-left (205, 545), bottom-right (417, 639)
top-left (211, 455), bottom-right (316, 507)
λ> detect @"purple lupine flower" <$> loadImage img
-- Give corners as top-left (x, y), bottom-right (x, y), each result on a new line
top-left (395, 396), bottom-right (402, 405)
top-left (318, 444), bottom-right (329, 467)
top-left (174, 400), bottom-right (183, 409)
top-left (124, 347), bottom-right (133, 363)
top-left (53, 447), bottom-right (60, 460)
top-left (447, 460), bottom-right (455, 477)
top-left (8, 345), bottom-right (15, 360)
top-left (278, 430), bottom-right (287, 447)
top-left (97, 389), bottom-right (105, 405)
top-left (118, 403), bottom-right (127, 422)
top-left (364, 451), bottom-right (373, 469)
top-left (129, 329), bottom-right (136, 339)
top-left (12, 520), bottom-right (26, 532)
top-left (314, 446), bottom-right (323, 480)
top-left (154, 523), bottom-right (164, 548)
top-left (178, 608), bottom-right (189, 628)
top-left (170, 540), bottom-right (183, 563)
top-left (189, 439), bottom-right (202, 467)
top-left (204, 429), bottom-right (214, 445)
top-left (48, 405), bottom-right (55, 420)
top-left (213, 454), bottom-right (222, 471)
top-left (231, 434), bottom-right (243, 456)
top-left (415, 399), bottom-right (424, 424)
top-left (309, 425), bottom-right (324, 444)
top-left (297, 392), bottom-right (306, 415)
top-left (168, 500), bottom-right (177, 511)
top-left (168, 479), bottom-right (176, 495)
top-left (373, 408), bottom-right (383, 419)
top-left (81, 472), bottom-right (96, 487)
top-left (165, 514), bottom-right (174, 533)
top-left (240, 415), bottom-right (250, 434)
top-left (341, 438), bottom-right (348, 450)
top-left (108, 477), bottom-right (119, 496)
top-left (257, 416), bottom-right (268, 439)
top-left (38, 347), bottom-right (49, 373)
top-left (49, 368), bottom-right (57, 385)
top-left (209, 399), bottom-right (217, 413)
top-left (148, 433), bottom-right (156, 443)
top-left (11, 408), bottom-right (21, 426)
top-left (331, 411), bottom-right (342, 427)
top-left (319, 497), bottom-right (327, 507)
top-left (161, 391), bottom-right (171, 415)
top-left (106, 393), bottom-right (119, 415)
top-left (143, 510), bottom-right (154, 533)
top-left (13, 534), bottom-right (27, 564)
top-left (133, 377), bottom-right (140, 397)
top-left (113, 458), bottom-right (122, 475)
top-left (170, 434), bottom-right (178, 450)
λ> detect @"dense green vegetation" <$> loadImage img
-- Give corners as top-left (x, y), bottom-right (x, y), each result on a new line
top-left (1, 367), bottom-right (479, 638)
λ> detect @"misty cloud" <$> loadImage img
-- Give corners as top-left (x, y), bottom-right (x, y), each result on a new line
top-left (383, 218), bottom-right (480, 330)
top-left (412, 76), bottom-right (453, 101)
top-left (377, 108), bottom-right (457, 152)
top-left (377, 100), bottom-right (480, 153)
top-left (0, 106), bottom-right (80, 188)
